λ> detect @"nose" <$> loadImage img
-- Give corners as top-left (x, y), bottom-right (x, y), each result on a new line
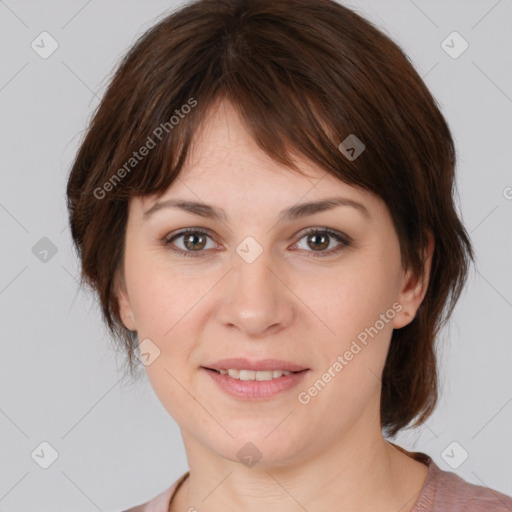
top-left (215, 250), bottom-right (294, 338)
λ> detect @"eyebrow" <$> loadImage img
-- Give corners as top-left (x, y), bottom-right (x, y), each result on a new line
top-left (143, 196), bottom-right (371, 222)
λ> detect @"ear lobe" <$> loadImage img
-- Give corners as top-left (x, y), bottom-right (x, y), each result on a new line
top-left (393, 232), bottom-right (435, 329)
top-left (114, 272), bottom-right (137, 332)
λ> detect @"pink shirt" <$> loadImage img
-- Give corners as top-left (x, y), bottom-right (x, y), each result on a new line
top-left (123, 450), bottom-right (512, 511)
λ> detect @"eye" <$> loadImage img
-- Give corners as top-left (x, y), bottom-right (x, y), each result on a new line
top-left (293, 227), bottom-right (352, 258)
top-left (163, 228), bottom-right (217, 257)
top-left (163, 227), bottom-right (352, 258)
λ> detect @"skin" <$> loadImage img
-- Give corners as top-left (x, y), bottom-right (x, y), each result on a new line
top-left (117, 99), bottom-right (435, 512)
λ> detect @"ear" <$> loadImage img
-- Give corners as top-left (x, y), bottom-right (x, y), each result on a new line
top-left (392, 231), bottom-right (435, 329)
top-left (114, 269), bottom-right (137, 332)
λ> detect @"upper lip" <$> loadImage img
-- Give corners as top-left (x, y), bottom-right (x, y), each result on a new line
top-left (203, 358), bottom-right (309, 372)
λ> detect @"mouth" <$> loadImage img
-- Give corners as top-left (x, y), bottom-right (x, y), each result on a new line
top-left (203, 367), bottom-right (306, 381)
top-left (201, 358), bottom-right (310, 400)
top-left (202, 357), bottom-right (309, 378)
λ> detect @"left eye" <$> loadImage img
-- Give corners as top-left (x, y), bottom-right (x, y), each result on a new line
top-left (293, 228), bottom-right (351, 258)
top-left (163, 227), bottom-right (351, 258)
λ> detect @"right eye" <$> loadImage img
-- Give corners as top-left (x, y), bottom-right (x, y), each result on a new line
top-left (163, 228), bottom-right (218, 257)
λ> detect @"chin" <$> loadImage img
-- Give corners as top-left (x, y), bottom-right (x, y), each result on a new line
top-left (207, 427), bottom-right (307, 468)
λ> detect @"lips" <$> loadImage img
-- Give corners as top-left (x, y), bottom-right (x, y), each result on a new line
top-left (202, 358), bottom-right (309, 373)
top-left (203, 362), bottom-right (310, 399)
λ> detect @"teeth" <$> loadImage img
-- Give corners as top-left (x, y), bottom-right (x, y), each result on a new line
top-left (219, 369), bottom-right (293, 380)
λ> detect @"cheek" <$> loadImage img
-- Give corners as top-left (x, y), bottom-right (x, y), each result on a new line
top-left (128, 265), bottom-right (204, 423)
top-left (297, 258), bottom-right (399, 397)
top-left (126, 253), bottom-right (202, 339)
top-left (125, 259), bottom-right (215, 404)
top-left (305, 259), bottom-right (399, 341)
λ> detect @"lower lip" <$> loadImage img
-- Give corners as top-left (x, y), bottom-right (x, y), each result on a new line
top-left (202, 368), bottom-right (309, 400)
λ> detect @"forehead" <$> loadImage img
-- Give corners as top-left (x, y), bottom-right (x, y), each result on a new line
top-left (182, 99), bottom-right (319, 182)
top-left (138, 99), bottom-right (374, 212)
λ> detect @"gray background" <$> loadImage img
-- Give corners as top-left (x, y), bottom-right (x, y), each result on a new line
top-left (1, 0), bottom-right (511, 510)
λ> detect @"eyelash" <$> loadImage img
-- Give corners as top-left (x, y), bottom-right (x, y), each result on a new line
top-left (163, 227), bottom-right (352, 258)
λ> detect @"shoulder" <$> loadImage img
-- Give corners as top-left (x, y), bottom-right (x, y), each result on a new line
top-left (122, 472), bottom-right (189, 512)
top-left (414, 453), bottom-right (512, 512)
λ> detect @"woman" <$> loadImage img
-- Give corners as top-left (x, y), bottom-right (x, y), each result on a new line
top-left (66, 0), bottom-right (512, 510)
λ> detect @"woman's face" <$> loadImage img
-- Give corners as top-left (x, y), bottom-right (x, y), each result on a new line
top-left (117, 99), bottom-right (430, 466)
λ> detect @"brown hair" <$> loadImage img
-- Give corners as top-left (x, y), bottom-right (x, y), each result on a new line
top-left (66, 0), bottom-right (473, 437)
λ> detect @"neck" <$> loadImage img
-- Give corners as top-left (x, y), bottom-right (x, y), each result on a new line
top-left (173, 421), bottom-right (428, 512)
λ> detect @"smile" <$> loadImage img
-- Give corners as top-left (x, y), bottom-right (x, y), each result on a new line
top-left (211, 368), bottom-right (295, 380)
top-left (202, 366), bottom-right (309, 400)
